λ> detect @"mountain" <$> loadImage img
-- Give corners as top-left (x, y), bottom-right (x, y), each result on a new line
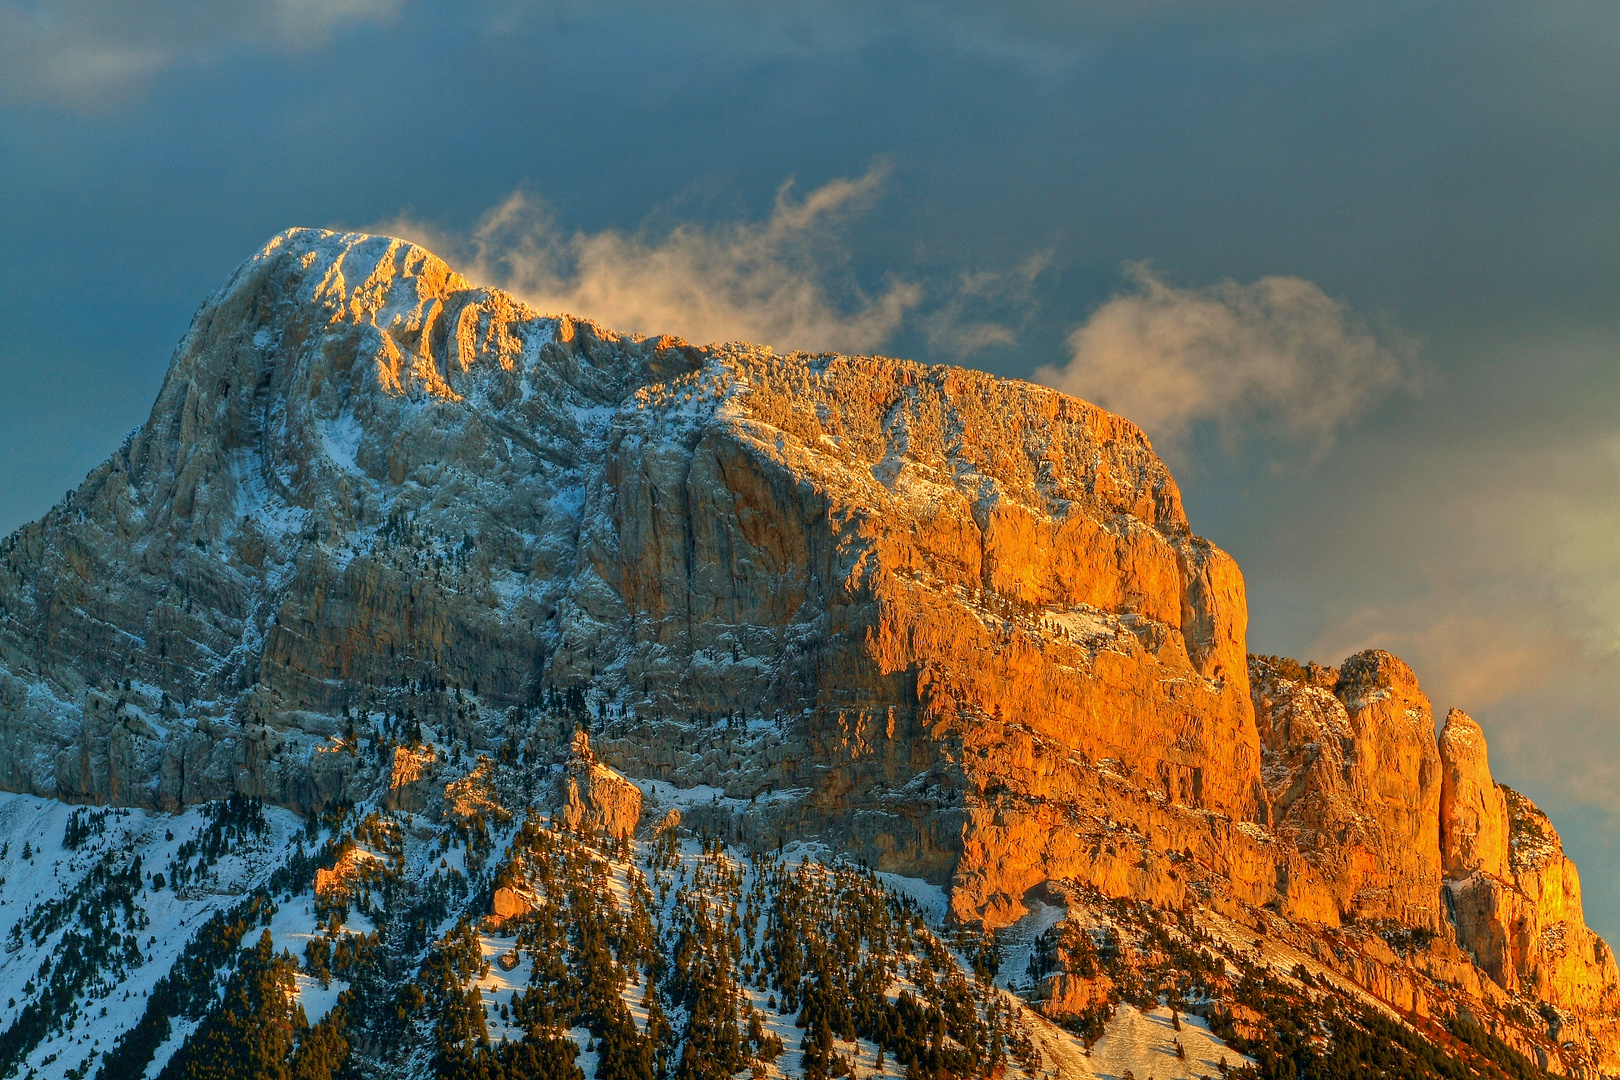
top-left (0, 228), bottom-right (1614, 1080)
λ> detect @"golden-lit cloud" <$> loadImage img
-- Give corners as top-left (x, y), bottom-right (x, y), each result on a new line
top-left (372, 168), bottom-right (1023, 357)
top-left (1035, 264), bottom-right (1416, 451)
top-left (1307, 596), bottom-right (1583, 714)
top-left (1291, 427), bottom-right (1620, 776)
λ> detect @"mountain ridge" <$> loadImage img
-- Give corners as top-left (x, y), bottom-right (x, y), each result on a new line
top-left (0, 227), bottom-right (1614, 1079)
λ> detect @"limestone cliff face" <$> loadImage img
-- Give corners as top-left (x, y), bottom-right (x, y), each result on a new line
top-left (1446, 785), bottom-right (1620, 1015)
top-left (1434, 705), bottom-right (1619, 1014)
top-left (1439, 708), bottom-right (1509, 880)
top-left (1334, 650), bottom-right (1446, 929)
top-left (1255, 652), bottom-right (1620, 1052)
top-left (0, 227), bottom-right (1259, 921)
top-left (1251, 652), bottom-right (1443, 930)
top-left (2, 228), bottom-right (1617, 1066)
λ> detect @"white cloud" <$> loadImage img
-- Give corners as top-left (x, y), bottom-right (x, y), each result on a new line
top-left (372, 168), bottom-right (931, 356)
top-left (0, 0), bottom-right (401, 107)
top-left (1035, 263), bottom-right (1416, 450)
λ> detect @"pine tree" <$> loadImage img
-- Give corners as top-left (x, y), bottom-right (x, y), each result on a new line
top-left (161, 931), bottom-right (302, 1080)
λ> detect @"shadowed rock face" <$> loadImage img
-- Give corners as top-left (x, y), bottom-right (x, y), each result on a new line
top-left (1439, 727), bottom-right (1620, 1016)
top-left (1444, 785), bottom-right (1620, 1015)
top-left (0, 228), bottom-right (1262, 921)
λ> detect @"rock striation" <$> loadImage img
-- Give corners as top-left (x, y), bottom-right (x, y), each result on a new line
top-left (1442, 757), bottom-right (1619, 1014)
top-left (1254, 653), bottom-right (1620, 1065)
top-left (1252, 651), bottom-right (1444, 931)
top-left (1436, 703), bottom-right (1619, 1017)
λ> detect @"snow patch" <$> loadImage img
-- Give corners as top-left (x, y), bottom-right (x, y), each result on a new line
top-left (319, 410), bottom-right (364, 474)
top-left (1082, 1003), bottom-right (1252, 1080)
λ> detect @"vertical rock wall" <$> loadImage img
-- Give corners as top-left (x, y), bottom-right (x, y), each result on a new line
top-left (1256, 652), bottom-right (1620, 1017)
top-left (0, 228), bottom-right (1266, 925)
top-left (1439, 708), bottom-right (1510, 880)
top-left (1253, 651), bottom-right (1443, 929)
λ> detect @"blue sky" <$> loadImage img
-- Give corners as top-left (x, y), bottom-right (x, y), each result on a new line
top-left (3, 0), bottom-right (1619, 934)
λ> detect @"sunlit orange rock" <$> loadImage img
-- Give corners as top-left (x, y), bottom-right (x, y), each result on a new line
top-left (0, 227), bottom-right (1615, 1067)
top-left (1439, 707), bottom-right (1510, 880)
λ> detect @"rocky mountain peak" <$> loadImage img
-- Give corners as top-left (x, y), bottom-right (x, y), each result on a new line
top-left (0, 230), bottom-right (1617, 1078)
top-left (1439, 707), bottom-right (1510, 880)
top-left (0, 227), bottom-right (1257, 891)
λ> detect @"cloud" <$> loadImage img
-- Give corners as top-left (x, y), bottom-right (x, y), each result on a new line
top-left (1273, 419), bottom-right (1620, 742)
top-left (919, 253), bottom-right (1051, 359)
top-left (0, 0), bottom-right (401, 107)
top-left (1035, 264), bottom-right (1416, 450)
top-left (1305, 593), bottom-right (1584, 714)
top-left (372, 168), bottom-right (940, 356)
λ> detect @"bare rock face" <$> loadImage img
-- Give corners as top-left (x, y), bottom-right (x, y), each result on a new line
top-left (0, 228), bottom-right (1260, 926)
top-left (1252, 657), bottom-right (1367, 910)
top-left (2, 228), bottom-right (1617, 1064)
top-left (1034, 972), bottom-right (1114, 1019)
top-left (380, 743), bottom-right (442, 812)
top-left (1252, 651), bottom-right (1443, 929)
top-left (1448, 787), bottom-right (1620, 1014)
top-left (488, 886), bottom-right (534, 928)
top-left (559, 731), bottom-right (641, 839)
top-left (1333, 650), bottom-right (1444, 929)
top-left (1431, 706), bottom-right (1619, 1014)
top-left (1438, 708), bottom-right (1509, 880)
top-left (1256, 652), bottom-right (1620, 1032)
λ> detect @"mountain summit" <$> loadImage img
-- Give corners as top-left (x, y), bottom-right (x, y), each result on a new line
top-left (0, 229), bottom-right (1614, 1079)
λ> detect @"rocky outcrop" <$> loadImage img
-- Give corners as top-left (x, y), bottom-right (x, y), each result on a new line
top-left (1333, 651), bottom-right (1445, 929)
top-left (559, 731), bottom-right (641, 839)
top-left (1433, 704), bottom-right (1620, 1014)
top-left (1447, 785), bottom-right (1620, 1014)
top-left (488, 885), bottom-right (534, 928)
top-left (313, 844), bottom-right (383, 904)
top-left (382, 743), bottom-right (440, 812)
top-left (0, 228), bottom-right (1265, 926)
top-left (1251, 652), bottom-right (1443, 929)
top-left (1034, 972), bottom-right (1114, 1019)
top-left (1439, 708), bottom-right (1509, 880)
top-left (1253, 651), bottom-right (1620, 1064)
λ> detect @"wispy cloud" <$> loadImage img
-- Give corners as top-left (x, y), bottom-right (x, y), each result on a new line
top-left (1279, 423), bottom-right (1620, 819)
top-left (1306, 591), bottom-right (1583, 714)
top-left (920, 253), bottom-right (1051, 359)
top-left (1035, 264), bottom-right (1417, 451)
top-left (0, 0), bottom-right (401, 107)
top-left (372, 167), bottom-right (1027, 357)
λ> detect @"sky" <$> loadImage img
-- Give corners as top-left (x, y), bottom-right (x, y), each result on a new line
top-left (2, 0), bottom-right (1618, 934)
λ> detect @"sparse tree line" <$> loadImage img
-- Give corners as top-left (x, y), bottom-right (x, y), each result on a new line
top-left (1024, 888), bottom-right (1559, 1080)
